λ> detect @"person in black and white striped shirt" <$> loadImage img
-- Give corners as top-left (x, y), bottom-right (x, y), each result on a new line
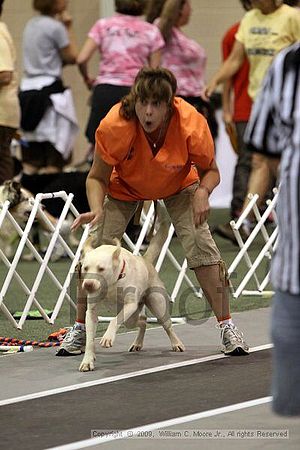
top-left (245, 41), bottom-right (300, 416)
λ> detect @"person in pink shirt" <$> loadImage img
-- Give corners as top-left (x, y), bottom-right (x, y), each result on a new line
top-left (146, 0), bottom-right (218, 139)
top-left (77, 0), bottom-right (164, 150)
top-left (77, 0), bottom-right (164, 242)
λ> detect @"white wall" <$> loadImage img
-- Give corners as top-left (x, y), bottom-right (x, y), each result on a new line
top-left (211, 111), bottom-right (237, 208)
top-left (100, 0), bottom-right (114, 17)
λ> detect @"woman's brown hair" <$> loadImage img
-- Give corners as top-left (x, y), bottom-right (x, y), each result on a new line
top-left (146, 0), bottom-right (186, 42)
top-left (239, 0), bottom-right (252, 10)
top-left (115, 0), bottom-right (147, 16)
top-left (0, 0), bottom-right (5, 15)
top-left (33, 0), bottom-right (56, 15)
top-left (120, 67), bottom-right (177, 120)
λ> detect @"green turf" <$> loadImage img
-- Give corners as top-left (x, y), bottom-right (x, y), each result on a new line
top-left (0, 208), bottom-right (273, 341)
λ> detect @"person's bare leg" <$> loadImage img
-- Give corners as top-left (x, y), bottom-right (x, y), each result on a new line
top-left (194, 263), bottom-right (230, 320)
top-left (242, 153), bottom-right (270, 215)
top-left (195, 263), bottom-right (249, 355)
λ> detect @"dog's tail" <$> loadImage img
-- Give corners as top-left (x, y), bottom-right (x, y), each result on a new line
top-left (143, 204), bottom-right (170, 265)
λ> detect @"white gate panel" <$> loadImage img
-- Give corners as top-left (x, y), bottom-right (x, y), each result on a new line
top-left (0, 189), bottom-right (279, 329)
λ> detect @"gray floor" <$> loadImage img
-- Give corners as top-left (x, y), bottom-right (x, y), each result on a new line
top-left (1, 308), bottom-right (271, 399)
top-left (1, 307), bottom-right (299, 450)
top-left (96, 404), bottom-right (300, 450)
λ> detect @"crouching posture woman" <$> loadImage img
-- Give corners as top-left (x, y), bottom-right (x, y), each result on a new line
top-left (57, 67), bottom-right (249, 356)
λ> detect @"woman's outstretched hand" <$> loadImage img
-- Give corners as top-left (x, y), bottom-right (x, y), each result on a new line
top-left (71, 209), bottom-right (103, 232)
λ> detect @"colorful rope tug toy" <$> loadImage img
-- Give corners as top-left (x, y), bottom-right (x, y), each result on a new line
top-left (0, 345), bottom-right (33, 353)
top-left (0, 329), bottom-right (69, 353)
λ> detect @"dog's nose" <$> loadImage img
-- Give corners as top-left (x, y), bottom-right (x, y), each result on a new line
top-left (82, 280), bottom-right (96, 292)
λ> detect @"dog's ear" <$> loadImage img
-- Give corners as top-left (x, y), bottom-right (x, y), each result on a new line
top-left (3, 180), bottom-right (21, 194)
top-left (3, 180), bottom-right (22, 206)
top-left (81, 235), bottom-right (95, 258)
top-left (112, 238), bottom-right (121, 248)
top-left (112, 238), bottom-right (121, 267)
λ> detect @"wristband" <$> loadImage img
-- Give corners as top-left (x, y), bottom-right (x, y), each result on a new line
top-left (198, 185), bottom-right (211, 196)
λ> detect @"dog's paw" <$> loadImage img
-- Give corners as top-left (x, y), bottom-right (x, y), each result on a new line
top-left (79, 359), bottom-right (95, 371)
top-left (100, 335), bottom-right (114, 348)
top-left (79, 354), bottom-right (95, 371)
top-left (79, 362), bottom-right (95, 371)
top-left (128, 343), bottom-right (143, 352)
top-left (172, 342), bottom-right (185, 352)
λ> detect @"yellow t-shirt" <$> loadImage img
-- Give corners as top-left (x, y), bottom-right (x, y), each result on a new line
top-left (0, 21), bottom-right (20, 128)
top-left (95, 98), bottom-right (214, 201)
top-left (236, 4), bottom-right (300, 99)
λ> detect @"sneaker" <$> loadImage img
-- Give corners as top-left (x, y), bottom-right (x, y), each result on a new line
top-left (213, 222), bottom-right (249, 246)
top-left (56, 325), bottom-right (86, 356)
top-left (219, 324), bottom-right (249, 355)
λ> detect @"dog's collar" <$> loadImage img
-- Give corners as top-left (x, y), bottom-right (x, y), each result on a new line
top-left (118, 260), bottom-right (126, 280)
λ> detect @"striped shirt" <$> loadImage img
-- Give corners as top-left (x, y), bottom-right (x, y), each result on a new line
top-left (245, 42), bottom-right (300, 295)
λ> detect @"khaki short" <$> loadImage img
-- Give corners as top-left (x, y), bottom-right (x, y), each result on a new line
top-left (93, 183), bottom-right (221, 269)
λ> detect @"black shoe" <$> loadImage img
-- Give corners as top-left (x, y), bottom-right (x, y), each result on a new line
top-left (213, 222), bottom-right (249, 245)
top-left (126, 224), bottom-right (148, 249)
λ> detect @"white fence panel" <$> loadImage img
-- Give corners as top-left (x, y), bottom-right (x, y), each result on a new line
top-left (227, 188), bottom-right (279, 298)
top-left (0, 190), bottom-right (279, 329)
top-left (0, 194), bottom-right (200, 329)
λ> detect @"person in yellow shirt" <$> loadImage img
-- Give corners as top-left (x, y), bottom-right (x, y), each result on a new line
top-left (57, 67), bottom-right (249, 357)
top-left (236, 1), bottom-right (300, 99)
top-left (206, 0), bottom-right (300, 242)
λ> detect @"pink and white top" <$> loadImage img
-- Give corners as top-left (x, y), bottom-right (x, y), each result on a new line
top-left (159, 25), bottom-right (207, 97)
top-left (89, 14), bottom-right (164, 86)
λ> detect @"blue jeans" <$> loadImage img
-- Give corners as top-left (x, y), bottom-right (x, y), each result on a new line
top-left (271, 290), bottom-right (300, 416)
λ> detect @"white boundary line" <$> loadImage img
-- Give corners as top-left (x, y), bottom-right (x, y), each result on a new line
top-left (0, 344), bottom-right (272, 407)
top-left (46, 396), bottom-right (273, 450)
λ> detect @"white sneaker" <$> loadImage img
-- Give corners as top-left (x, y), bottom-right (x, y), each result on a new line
top-left (219, 324), bottom-right (249, 355)
top-left (56, 325), bottom-right (86, 356)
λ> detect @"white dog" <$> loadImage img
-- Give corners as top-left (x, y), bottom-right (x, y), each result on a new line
top-left (79, 223), bottom-right (185, 372)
